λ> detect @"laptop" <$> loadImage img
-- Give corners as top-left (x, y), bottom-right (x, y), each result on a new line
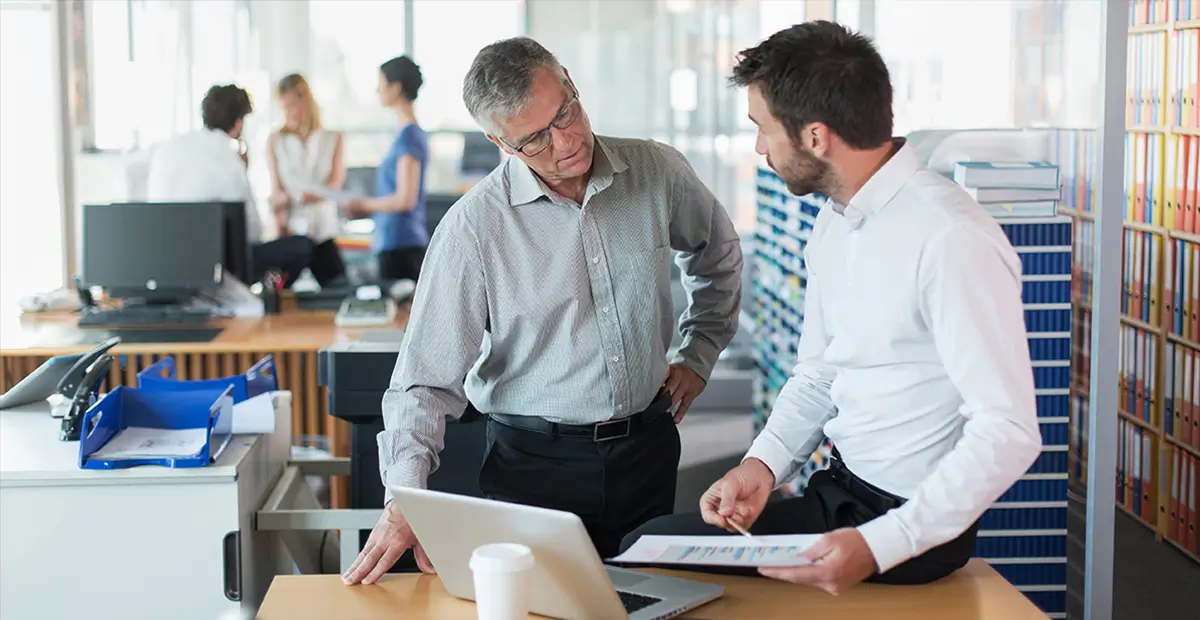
top-left (389, 486), bottom-right (724, 620)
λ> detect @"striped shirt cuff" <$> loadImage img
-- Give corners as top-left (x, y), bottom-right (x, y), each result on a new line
top-left (381, 458), bottom-right (430, 504)
top-left (673, 334), bottom-right (721, 382)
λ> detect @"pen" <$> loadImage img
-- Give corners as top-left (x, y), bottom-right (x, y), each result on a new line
top-left (728, 520), bottom-right (754, 539)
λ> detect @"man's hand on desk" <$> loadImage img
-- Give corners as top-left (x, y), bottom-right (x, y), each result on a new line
top-left (699, 458), bottom-right (774, 533)
top-left (758, 528), bottom-right (878, 596)
top-left (663, 363), bottom-right (705, 422)
top-left (342, 500), bottom-right (435, 585)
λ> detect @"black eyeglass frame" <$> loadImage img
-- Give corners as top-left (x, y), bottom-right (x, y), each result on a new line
top-left (499, 82), bottom-right (582, 158)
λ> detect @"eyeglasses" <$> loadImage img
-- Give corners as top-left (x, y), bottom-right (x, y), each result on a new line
top-left (503, 89), bottom-right (582, 157)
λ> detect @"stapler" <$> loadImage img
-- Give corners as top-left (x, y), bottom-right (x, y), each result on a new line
top-left (56, 336), bottom-right (120, 441)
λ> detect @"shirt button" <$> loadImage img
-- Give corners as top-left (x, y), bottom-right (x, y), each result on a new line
top-left (611, 356), bottom-right (619, 362)
top-left (602, 306), bottom-right (610, 313)
top-left (593, 257), bottom-right (600, 264)
top-left (617, 405), bottom-right (625, 411)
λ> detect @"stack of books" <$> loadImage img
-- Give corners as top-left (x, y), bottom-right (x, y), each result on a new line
top-left (952, 161), bottom-right (1063, 218)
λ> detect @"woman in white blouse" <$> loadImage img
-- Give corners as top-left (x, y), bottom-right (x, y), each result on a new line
top-left (266, 73), bottom-right (347, 286)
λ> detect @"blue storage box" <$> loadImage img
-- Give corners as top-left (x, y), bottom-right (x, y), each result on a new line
top-left (78, 384), bottom-right (234, 470)
top-left (136, 354), bottom-right (276, 403)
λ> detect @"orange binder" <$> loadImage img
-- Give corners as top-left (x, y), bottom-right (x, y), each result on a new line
top-left (1142, 431), bottom-right (1154, 523)
top-left (1180, 451), bottom-right (1191, 545)
top-left (1189, 136), bottom-right (1199, 233)
top-left (1171, 449), bottom-right (1181, 543)
top-left (1188, 454), bottom-right (1198, 553)
top-left (1180, 136), bottom-right (1192, 230)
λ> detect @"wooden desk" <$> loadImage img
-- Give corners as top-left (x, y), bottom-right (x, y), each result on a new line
top-left (0, 308), bottom-right (408, 507)
top-left (256, 559), bottom-right (1048, 620)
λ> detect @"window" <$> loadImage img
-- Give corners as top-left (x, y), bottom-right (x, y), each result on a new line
top-left (0, 0), bottom-right (65, 307)
top-left (411, 0), bottom-right (524, 131)
top-left (308, 0), bottom-right (406, 133)
top-left (873, 0), bottom-right (1017, 134)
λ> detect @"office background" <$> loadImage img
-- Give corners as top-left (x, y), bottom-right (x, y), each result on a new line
top-left (1, 1), bottom-right (1199, 620)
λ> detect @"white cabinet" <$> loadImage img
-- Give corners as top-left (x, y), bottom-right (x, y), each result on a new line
top-left (0, 401), bottom-right (290, 620)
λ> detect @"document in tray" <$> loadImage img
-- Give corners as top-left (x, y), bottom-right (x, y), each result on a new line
top-left (231, 391), bottom-right (277, 434)
top-left (89, 427), bottom-right (208, 460)
top-left (611, 534), bottom-right (822, 567)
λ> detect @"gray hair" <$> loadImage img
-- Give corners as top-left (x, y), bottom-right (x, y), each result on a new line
top-left (462, 37), bottom-right (567, 136)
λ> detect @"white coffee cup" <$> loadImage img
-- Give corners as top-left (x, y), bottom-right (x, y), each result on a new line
top-left (469, 542), bottom-right (536, 620)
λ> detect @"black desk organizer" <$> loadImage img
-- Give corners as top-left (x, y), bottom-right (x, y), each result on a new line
top-left (318, 340), bottom-right (487, 573)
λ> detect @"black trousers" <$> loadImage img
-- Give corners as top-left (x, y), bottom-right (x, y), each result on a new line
top-left (479, 390), bottom-right (681, 559)
top-left (251, 235), bottom-right (315, 288)
top-left (378, 247), bottom-right (426, 283)
top-left (308, 238), bottom-right (347, 287)
top-left (617, 451), bottom-right (980, 585)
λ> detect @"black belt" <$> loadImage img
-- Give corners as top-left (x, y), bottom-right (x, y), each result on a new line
top-left (488, 389), bottom-right (672, 443)
top-left (828, 446), bottom-right (907, 514)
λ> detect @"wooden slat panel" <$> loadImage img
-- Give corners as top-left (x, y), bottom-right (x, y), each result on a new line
top-left (287, 352), bottom-right (304, 439)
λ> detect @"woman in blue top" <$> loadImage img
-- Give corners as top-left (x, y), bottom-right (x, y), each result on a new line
top-left (342, 56), bottom-right (429, 284)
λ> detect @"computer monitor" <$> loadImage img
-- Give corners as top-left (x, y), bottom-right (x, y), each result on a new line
top-left (461, 131), bottom-right (501, 176)
top-left (215, 201), bottom-right (252, 284)
top-left (81, 202), bottom-right (224, 305)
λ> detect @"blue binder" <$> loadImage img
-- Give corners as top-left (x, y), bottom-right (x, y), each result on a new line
top-left (136, 354), bottom-right (277, 403)
top-left (78, 384), bottom-right (234, 470)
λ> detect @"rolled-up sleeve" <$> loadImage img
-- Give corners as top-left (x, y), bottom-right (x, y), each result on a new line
top-left (661, 146), bottom-right (744, 382)
top-left (377, 224), bottom-right (488, 499)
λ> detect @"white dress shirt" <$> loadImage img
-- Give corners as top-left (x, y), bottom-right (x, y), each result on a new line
top-left (145, 128), bottom-right (263, 242)
top-left (743, 138), bottom-right (1042, 574)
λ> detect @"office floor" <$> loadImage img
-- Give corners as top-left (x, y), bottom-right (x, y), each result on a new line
top-left (1112, 510), bottom-right (1200, 618)
top-left (1068, 486), bottom-right (1200, 619)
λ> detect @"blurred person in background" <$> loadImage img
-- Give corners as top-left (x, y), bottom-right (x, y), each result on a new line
top-left (341, 56), bottom-right (429, 289)
top-left (266, 73), bottom-right (348, 287)
top-left (147, 84), bottom-right (314, 288)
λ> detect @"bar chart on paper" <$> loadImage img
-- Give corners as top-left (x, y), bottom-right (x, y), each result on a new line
top-left (612, 534), bottom-right (822, 567)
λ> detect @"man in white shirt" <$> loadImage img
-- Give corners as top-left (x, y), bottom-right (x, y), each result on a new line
top-left (146, 84), bottom-right (314, 287)
top-left (619, 21), bottom-right (1042, 593)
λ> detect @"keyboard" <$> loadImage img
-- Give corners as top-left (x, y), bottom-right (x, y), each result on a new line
top-left (78, 306), bottom-right (212, 327)
top-left (618, 591), bottom-right (662, 614)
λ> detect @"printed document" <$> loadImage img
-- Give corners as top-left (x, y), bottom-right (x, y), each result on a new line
top-left (89, 427), bottom-right (208, 460)
top-left (611, 533), bottom-right (822, 567)
top-left (231, 391), bottom-right (277, 434)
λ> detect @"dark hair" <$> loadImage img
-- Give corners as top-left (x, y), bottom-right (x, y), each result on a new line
top-left (200, 84), bottom-right (253, 133)
top-left (730, 21), bottom-right (892, 150)
top-left (380, 56), bottom-right (424, 101)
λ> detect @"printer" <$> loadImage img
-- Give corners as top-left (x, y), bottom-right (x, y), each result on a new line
top-left (317, 333), bottom-right (487, 567)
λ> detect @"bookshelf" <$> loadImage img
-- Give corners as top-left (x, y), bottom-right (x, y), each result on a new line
top-left (750, 168), bottom-right (831, 497)
top-left (1059, 0), bottom-right (1200, 565)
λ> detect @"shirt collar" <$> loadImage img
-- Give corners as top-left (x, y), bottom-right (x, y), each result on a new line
top-left (833, 137), bottom-right (918, 230)
top-left (506, 134), bottom-right (627, 207)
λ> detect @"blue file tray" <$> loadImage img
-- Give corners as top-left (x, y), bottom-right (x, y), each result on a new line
top-left (78, 384), bottom-right (234, 470)
top-left (136, 354), bottom-right (276, 403)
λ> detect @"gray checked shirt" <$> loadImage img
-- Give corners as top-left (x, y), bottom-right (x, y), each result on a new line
top-left (378, 135), bottom-right (744, 491)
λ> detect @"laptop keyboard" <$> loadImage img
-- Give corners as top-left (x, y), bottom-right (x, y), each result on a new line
top-left (618, 591), bottom-right (662, 613)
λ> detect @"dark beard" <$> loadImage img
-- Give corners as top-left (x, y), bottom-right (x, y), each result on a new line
top-left (778, 147), bottom-right (837, 198)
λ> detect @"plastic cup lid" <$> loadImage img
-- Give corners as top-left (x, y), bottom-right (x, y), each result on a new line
top-left (469, 543), bottom-right (535, 572)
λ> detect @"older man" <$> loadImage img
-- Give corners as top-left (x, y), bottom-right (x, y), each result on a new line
top-left (341, 37), bottom-right (744, 585)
